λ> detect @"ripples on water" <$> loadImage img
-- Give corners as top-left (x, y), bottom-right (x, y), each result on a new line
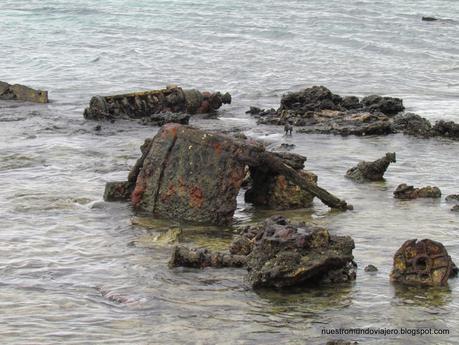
top-left (0, 1), bottom-right (458, 344)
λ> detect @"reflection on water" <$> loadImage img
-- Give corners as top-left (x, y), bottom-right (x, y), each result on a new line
top-left (392, 284), bottom-right (452, 308)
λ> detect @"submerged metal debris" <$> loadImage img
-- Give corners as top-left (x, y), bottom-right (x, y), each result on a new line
top-left (104, 124), bottom-right (351, 225)
top-left (83, 84), bottom-right (231, 122)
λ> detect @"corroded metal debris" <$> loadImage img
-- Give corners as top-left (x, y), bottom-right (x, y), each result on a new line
top-left (393, 184), bottom-right (441, 199)
top-left (104, 124), bottom-right (351, 225)
top-left (83, 85), bottom-right (231, 121)
top-left (0, 81), bottom-right (48, 103)
top-left (390, 239), bottom-right (455, 286)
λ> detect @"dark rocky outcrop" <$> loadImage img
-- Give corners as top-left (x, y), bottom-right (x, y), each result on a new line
top-left (432, 120), bottom-right (459, 140)
top-left (364, 265), bottom-right (378, 272)
top-left (0, 81), bottom-right (48, 103)
top-left (391, 239), bottom-right (456, 286)
top-left (346, 152), bottom-right (396, 183)
top-left (392, 113), bottom-right (432, 138)
top-left (393, 184), bottom-right (441, 200)
top-left (244, 216), bottom-right (356, 288)
top-left (452, 205), bottom-right (459, 212)
top-left (248, 86), bottom-right (458, 140)
top-left (84, 85), bottom-right (231, 122)
top-left (446, 194), bottom-right (459, 203)
top-left (104, 124), bottom-right (351, 225)
top-left (170, 216), bottom-right (356, 289)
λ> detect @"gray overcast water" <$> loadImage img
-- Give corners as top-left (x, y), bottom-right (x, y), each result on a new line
top-left (1, 1), bottom-right (458, 344)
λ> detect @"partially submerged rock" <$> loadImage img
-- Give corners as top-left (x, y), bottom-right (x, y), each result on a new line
top-left (83, 85), bottom-right (231, 122)
top-left (346, 152), bottom-right (396, 182)
top-left (393, 184), bottom-right (441, 200)
top-left (445, 194), bottom-right (459, 203)
top-left (390, 239), bottom-right (456, 286)
top-left (104, 124), bottom-right (351, 225)
top-left (0, 81), bottom-right (48, 103)
top-left (364, 264), bottom-right (378, 272)
top-left (170, 216), bottom-right (357, 289)
top-left (452, 205), bottom-right (459, 213)
top-left (245, 216), bottom-right (356, 288)
top-left (248, 86), bottom-right (458, 140)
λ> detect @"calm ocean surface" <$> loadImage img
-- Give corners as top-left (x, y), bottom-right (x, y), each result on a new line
top-left (1, 1), bottom-right (458, 344)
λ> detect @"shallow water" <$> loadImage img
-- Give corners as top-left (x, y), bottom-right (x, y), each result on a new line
top-left (1, 1), bottom-right (458, 344)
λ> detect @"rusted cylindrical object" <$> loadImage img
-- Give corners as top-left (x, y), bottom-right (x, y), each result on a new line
top-left (390, 239), bottom-right (454, 286)
top-left (83, 85), bottom-right (231, 120)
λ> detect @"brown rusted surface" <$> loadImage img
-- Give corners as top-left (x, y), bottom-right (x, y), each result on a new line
top-left (390, 239), bottom-right (454, 286)
top-left (83, 85), bottom-right (231, 121)
top-left (393, 184), bottom-right (441, 200)
top-left (105, 124), bottom-right (351, 225)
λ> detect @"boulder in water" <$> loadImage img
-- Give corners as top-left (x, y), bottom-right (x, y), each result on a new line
top-left (346, 152), bottom-right (396, 182)
top-left (0, 81), bottom-right (48, 103)
top-left (390, 239), bottom-right (456, 286)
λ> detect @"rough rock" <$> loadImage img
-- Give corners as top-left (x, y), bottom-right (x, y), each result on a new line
top-left (326, 341), bottom-right (358, 345)
top-left (169, 246), bottom-right (247, 268)
top-left (452, 205), bottom-right (459, 212)
top-left (245, 152), bottom-right (318, 209)
top-left (0, 81), bottom-right (48, 103)
top-left (104, 181), bottom-right (131, 201)
top-left (432, 120), bottom-right (459, 140)
top-left (390, 239), bottom-right (456, 286)
top-left (346, 152), bottom-right (396, 182)
top-left (364, 264), bottom-right (378, 272)
top-left (139, 112), bottom-right (190, 126)
top-left (361, 94), bottom-right (404, 115)
top-left (105, 124), bottom-right (351, 225)
top-left (393, 184), bottom-right (441, 200)
top-left (392, 113), bottom-right (432, 138)
top-left (245, 170), bottom-right (317, 209)
top-left (244, 216), bottom-right (356, 288)
top-left (170, 216), bottom-right (357, 289)
top-left (249, 86), bottom-right (458, 140)
top-left (446, 194), bottom-right (459, 203)
top-left (83, 85), bottom-right (231, 121)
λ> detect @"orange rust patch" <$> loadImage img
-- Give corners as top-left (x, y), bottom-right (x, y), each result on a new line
top-left (160, 124), bottom-right (179, 139)
top-left (214, 142), bottom-right (222, 155)
top-left (276, 175), bottom-right (288, 190)
top-left (161, 183), bottom-right (177, 201)
top-left (131, 175), bottom-right (147, 207)
top-left (189, 186), bottom-right (204, 208)
top-left (229, 166), bottom-right (246, 188)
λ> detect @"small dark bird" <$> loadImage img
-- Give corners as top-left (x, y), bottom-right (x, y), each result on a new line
top-left (284, 123), bottom-right (293, 136)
